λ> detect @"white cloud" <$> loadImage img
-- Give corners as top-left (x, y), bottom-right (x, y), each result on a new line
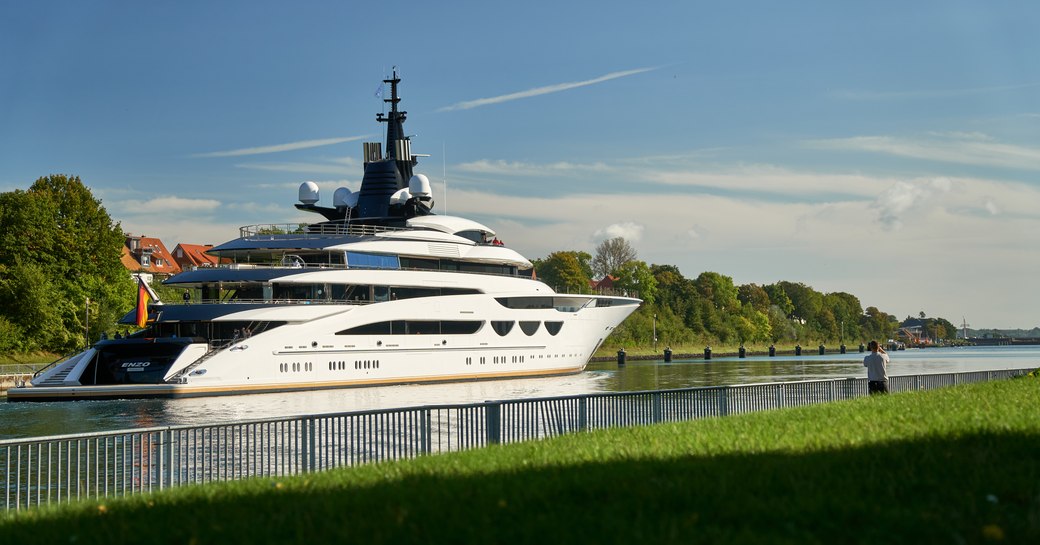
top-left (873, 177), bottom-right (952, 230)
top-left (437, 67), bottom-right (659, 112)
top-left (984, 199), bottom-right (1001, 215)
top-left (234, 162), bottom-right (357, 175)
top-left (594, 222), bottom-right (645, 243)
top-left (806, 134), bottom-right (1040, 171)
top-left (456, 159), bottom-right (613, 176)
top-left (649, 163), bottom-right (891, 197)
top-left (192, 136), bottom-right (371, 158)
top-left (117, 196), bottom-right (221, 214)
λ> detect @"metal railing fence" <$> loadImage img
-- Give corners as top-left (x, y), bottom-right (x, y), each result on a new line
top-left (2, 368), bottom-right (1033, 511)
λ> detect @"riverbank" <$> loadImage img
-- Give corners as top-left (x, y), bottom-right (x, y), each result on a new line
top-left (3, 374), bottom-right (1037, 543)
top-left (0, 374), bottom-right (31, 397)
top-left (591, 342), bottom-right (871, 362)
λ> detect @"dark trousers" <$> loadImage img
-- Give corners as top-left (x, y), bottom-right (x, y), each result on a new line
top-left (868, 380), bottom-right (889, 395)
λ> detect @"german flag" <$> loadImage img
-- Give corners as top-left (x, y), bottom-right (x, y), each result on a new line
top-left (135, 277), bottom-right (153, 328)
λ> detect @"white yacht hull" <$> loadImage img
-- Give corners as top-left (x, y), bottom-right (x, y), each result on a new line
top-left (10, 294), bottom-right (638, 401)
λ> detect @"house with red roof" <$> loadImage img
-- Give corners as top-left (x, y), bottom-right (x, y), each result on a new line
top-left (172, 243), bottom-right (224, 270)
top-left (590, 275), bottom-right (619, 295)
top-left (122, 235), bottom-right (181, 279)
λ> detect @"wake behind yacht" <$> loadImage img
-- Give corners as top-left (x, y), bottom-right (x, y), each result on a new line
top-left (9, 72), bottom-right (641, 401)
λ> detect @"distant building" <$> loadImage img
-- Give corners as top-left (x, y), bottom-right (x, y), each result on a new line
top-left (122, 235), bottom-right (181, 279)
top-left (590, 275), bottom-right (619, 295)
top-left (172, 243), bottom-right (225, 270)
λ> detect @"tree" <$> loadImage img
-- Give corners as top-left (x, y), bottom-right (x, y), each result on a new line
top-left (763, 283), bottom-right (794, 317)
top-left (777, 281), bottom-right (823, 325)
top-left (861, 306), bottom-right (897, 342)
top-left (533, 252), bottom-right (592, 294)
top-left (0, 175), bottom-right (133, 352)
top-left (695, 272), bottom-right (738, 312)
top-left (824, 292), bottom-right (863, 342)
top-left (613, 260), bottom-right (658, 305)
top-left (737, 283), bottom-right (771, 313)
top-left (592, 237), bottom-right (636, 278)
top-left (734, 304), bottom-right (772, 343)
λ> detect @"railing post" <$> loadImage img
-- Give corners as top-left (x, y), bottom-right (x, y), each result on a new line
top-left (485, 401), bottom-right (502, 445)
top-left (652, 393), bottom-right (663, 423)
top-left (298, 419), bottom-right (315, 473)
top-left (776, 384), bottom-right (785, 408)
top-left (157, 429), bottom-right (165, 491)
top-left (578, 397), bottom-right (588, 432)
top-left (420, 409), bottom-right (431, 455)
top-left (717, 386), bottom-right (729, 416)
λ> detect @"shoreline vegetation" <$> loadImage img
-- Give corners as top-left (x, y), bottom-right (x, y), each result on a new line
top-left (2, 373), bottom-right (1037, 544)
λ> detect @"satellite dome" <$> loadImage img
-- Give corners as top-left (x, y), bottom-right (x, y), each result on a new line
top-left (389, 188), bottom-right (412, 205)
top-left (333, 187), bottom-right (353, 207)
top-left (409, 174), bottom-right (432, 197)
top-left (298, 181), bottom-right (320, 204)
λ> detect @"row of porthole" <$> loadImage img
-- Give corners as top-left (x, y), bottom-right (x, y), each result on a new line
top-left (326, 360), bottom-right (382, 370)
top-left (356, 360), bottom-right (380, 370)
top-left (280, 362), bottom-right (313, 373)
top-left (463, 354), bottom-right (579, 365)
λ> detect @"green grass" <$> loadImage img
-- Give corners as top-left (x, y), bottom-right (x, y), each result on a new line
top-left (3, 376), bottom-right (1039, 544)
top-left (0, 351), bottom-right (58, 367)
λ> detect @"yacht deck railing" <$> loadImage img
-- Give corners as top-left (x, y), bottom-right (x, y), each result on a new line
top-left (239, 223), bottom-right (408, 238)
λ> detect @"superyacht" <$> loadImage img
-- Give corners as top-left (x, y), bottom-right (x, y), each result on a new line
top-left (9, 72), bottom-right (641, 401)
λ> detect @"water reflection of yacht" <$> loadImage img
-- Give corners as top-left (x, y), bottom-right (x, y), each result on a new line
top-left (10, 72), bottom-right (640, 401)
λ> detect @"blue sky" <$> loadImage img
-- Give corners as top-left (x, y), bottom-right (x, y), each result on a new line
top-left (2, 1), bottom-right (1039, 328)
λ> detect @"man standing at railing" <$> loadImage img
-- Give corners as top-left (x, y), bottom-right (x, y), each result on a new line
top-left (863, 340), bottom-right (890, 395)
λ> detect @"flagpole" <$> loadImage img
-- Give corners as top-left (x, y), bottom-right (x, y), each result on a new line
top-left (85, 297), bottom-right (90, 348)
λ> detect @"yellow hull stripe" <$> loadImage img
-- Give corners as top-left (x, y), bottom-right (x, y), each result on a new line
top-left (7, 366), bottom-right (583, 401)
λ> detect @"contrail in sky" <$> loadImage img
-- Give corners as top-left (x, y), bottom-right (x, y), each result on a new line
top-left (437, 67), bottom-right (659, 112)
top-left (193, 135), bottom-right (370, 158)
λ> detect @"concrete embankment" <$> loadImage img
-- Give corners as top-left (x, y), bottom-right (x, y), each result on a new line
top-left (590, 346), bottom-right (866, 363)
top-left (0, 374), bottom-right (33, 397)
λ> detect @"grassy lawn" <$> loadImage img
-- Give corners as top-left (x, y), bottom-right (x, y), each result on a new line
top-left (2, 375), bottom-right (1038, 544)
top-left (0, 352), bottom-right (57, 374)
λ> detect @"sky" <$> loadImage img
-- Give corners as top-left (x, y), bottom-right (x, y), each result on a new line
top-left (2, 1), bottom-right (1039, 329)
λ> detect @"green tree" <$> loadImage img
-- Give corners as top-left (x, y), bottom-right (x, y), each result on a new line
top-left (767, 304), bottom-right (797, 342)
top-left (0, 175), bottom-right (133, 352)
top-left (734, 304), bottom-right (772, 343)
top-left (737, 283), bottom-right (771, 313)
top-left (533, 252), bottom-right (592, 294)
top-left (613, 260), bottom-right (658, 305)
top-left (695, 272), bottom-right (738, 312)
top-left (651, 264), bottom-right (703, 335)
top-left (824, 292), bottom-right (863, 342)
top-left (763, 283), bottom-right (794, 316)
top-left (777, 281), bottom-right (823, 325)
top-left (861, 306), bottom-right (897, 342)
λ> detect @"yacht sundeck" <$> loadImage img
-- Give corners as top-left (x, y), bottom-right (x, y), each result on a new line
top-left (9, 72), bottom-right (641, 401)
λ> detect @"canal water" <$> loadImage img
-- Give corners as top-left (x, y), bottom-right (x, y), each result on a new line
top-left (1, 345), bottom-right (1036, 440)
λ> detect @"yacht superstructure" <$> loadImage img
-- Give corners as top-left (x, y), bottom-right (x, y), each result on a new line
top-left (9, 72), bottom-right (640, 401)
